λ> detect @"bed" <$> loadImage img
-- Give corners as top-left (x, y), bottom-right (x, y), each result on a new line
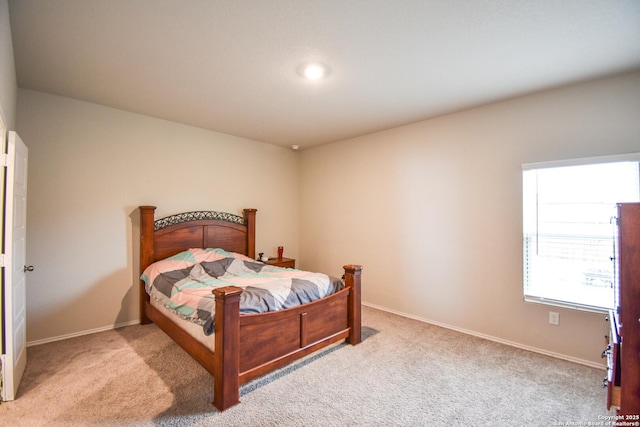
top-left (138, 206), bottom-right (363, 411)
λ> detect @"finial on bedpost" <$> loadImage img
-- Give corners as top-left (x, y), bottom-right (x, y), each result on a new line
top-left (139, 206), bottom-right (156, 325)
top-left (343, 265), bottom-right (363, 345)
top-left (243, 208), bottom-right (257, 259)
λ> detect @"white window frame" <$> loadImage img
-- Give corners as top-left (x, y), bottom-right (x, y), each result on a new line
top-left (522, 153), bottom-right (640, 313)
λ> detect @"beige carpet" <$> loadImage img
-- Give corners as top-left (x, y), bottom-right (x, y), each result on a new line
top-left (0, 306), bottom-right (611, 426)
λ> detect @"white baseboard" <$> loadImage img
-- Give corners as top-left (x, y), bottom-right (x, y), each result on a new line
top-left (26, 320), bottom-right (140, 347)
top-left (27, 305), bottom-right (607, 371)
top-left (362, 302), bottom-right (607, 371)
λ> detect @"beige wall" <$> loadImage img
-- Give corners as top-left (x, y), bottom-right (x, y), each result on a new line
top-left (12, 62), bottom-right (640, 366)
top-left (299, 71), bottom-right (640, 367)
top-left (0, 0), bottom-right (17, 128)
top-left (16, 89), bottom-right (300, 343)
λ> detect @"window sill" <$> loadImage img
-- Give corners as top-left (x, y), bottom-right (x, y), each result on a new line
top-left (524, 295), bottom-right (610, 314)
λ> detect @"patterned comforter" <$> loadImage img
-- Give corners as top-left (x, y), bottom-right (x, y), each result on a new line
top-left (141, 248), bottom-right (344, 335)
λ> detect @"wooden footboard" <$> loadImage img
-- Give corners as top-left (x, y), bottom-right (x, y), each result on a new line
top-left (211, 265), bottom-right (362, 411)
top-left (138, 206), bottom-right (362, 411)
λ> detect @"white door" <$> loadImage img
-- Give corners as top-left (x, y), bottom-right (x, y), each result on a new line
top-left (1, 131), bottom-right (29, 401)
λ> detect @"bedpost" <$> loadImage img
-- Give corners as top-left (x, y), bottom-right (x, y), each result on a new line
top-left (212, 286), bottom-right (243, 411)
top-left (344, 265), bottom-right (363, 345)
top-left (139, 206), bottom-right (156, 325)
top-left (243, 208), bottom-right (257, 259)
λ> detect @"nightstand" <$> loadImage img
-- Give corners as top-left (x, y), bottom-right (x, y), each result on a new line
top-left (265, 257), bottom-right (295, 268)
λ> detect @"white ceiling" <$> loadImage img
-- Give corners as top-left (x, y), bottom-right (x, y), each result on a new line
top-left (8, 0), bottom-right (640, 149)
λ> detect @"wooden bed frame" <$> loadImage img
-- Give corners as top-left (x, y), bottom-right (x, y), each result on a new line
top-left (139, 206), bottom-right (362, 411)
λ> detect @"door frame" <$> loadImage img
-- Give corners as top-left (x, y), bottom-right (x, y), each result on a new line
top-left (0, 109), bottom-right (6, 398)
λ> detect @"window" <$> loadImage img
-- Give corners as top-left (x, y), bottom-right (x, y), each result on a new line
top-left (522, 154), bottom-right (640, 312)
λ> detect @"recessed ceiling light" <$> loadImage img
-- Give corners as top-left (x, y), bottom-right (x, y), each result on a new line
top-left (299, 63), bottom-right (329, 80)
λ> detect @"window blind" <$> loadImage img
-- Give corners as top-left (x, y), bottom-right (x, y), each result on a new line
top-left (522, 156), bottom-right (640, 311)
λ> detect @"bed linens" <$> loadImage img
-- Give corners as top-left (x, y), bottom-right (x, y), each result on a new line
top-left (141, 248), bottom-right (344, 336)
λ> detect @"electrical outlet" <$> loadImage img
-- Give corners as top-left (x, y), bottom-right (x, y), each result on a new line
top-left (549, 311), bottom-right (560, 325)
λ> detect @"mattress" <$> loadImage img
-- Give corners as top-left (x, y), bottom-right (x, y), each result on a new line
top-left (150, 297), bottom-right (212, 348)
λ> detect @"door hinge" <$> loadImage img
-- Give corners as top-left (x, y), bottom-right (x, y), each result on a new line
top-left (0, 254), bottom-right (6, 268)
top-left (0, 153), bottom-right (7, 168)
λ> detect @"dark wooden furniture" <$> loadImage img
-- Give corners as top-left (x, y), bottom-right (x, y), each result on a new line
top-left (606, 202), bottom-right (640, 415)
top-left (265, 257), bottom-right (295, 268)
top-left (139, 206), bottom-right (362, 411)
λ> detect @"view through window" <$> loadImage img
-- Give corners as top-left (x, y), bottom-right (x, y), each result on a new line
top-left (523, 156), bottom-right (640, 311)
